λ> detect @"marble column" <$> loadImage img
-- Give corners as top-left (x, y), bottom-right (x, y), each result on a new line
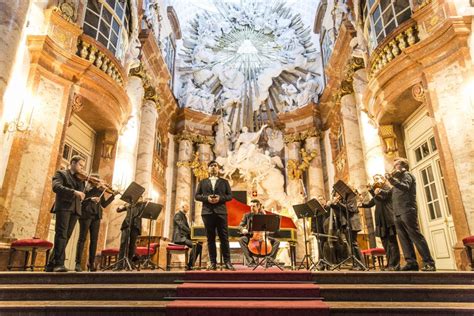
top-left (174, 137), bottom-right (193, 221)
top-left (105, 77), bottom-right (143, 248)
top-left (1, 75), bottom-right (70, 240)
top-left (135, 100), bottom-right (158, 197)
top-left (193, 142), bottom-right (213, 226)
top-left (304, 136), bottom-right (325, 199)
top-left (340, 94), bottom-right (368, 191)
top-left (0, 0), bottom-right (31, 119)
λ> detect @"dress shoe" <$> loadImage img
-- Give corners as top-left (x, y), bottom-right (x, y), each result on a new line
top-left (207, 263), bottom-right (217, 271)
top-left (75, 263), bottom-right (82, 272)
top-left (53, 265), bottom-right (68, 272)
top-left (224, 262), bottom-right (236, 271)
top-left (400, 264), bottom-right (419, 271)
top-left (387, 265), bottom-right (401, 271)
top-left (421, 264), bottom-right (436, 272)
top-left (44, 264), bottom-right (54, 272)
top-left (185, 265), bottom-right (193, 271)
top-left (87, 264), bottom-right (97, 272)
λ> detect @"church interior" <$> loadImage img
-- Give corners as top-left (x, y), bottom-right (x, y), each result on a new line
top-left (0, 0), bottom-right (473, 314)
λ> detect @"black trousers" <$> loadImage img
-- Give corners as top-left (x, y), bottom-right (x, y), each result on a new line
top-left (381, 234), bottom-right (400, 268)
top-left (346, 230), bottom-right (363, 263)
top-left (50, 211), bottom-right (79, 267)
top-left (176, 239), bottom-right (203, 267)
top-left (395, 211), bottom-right (435, 266)
top-left (202, 213), bottom-right (231, 264)
top-left (118, 227), bottom-right (140, 263)
top-left (76, 216), bottom-right (100, 266)
top-left (239, 235), bottom-right (280, 264)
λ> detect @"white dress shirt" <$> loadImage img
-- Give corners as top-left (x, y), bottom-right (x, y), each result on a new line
top-left (209, 176), bottom-right (218, 191)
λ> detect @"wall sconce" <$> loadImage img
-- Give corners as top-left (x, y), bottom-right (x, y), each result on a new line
top-left (3, 101), bottom-right (35, 134)
top-left (379, 125), bottom-right (398, 156)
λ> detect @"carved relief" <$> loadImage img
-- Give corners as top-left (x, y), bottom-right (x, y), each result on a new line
top-left (412, 83), bottom-right (426, 102)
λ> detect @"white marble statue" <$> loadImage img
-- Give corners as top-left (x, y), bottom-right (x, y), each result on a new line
top-left (280, 83), bottom-right (298, 111)
top-left (266, 128), bottom-right (284, 153)
top-left (214, 118), bottom-right (231, 158)
top-left (296, 73), bottom-right (322, 106)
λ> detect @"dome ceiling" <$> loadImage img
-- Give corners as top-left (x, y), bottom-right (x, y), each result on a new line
top-left (175, 0), bottom-right (323, 131)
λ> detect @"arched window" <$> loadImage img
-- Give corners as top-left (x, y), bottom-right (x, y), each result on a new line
top-left (362, 0), bottom-right (412, 51)
top-left (83, 0), bottom-right (132, 59)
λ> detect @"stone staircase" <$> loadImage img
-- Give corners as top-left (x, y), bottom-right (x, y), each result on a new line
top-left (0, 271), bottom-right (472, 315)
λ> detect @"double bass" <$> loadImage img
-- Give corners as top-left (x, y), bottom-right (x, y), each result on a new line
top-left (322, 196), bottom-right (350, 264)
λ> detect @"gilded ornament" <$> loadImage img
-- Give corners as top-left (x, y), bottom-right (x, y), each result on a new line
top-left (286, 149), bottom-right (318, 180)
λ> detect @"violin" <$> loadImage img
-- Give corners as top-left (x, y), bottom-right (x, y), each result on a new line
top-left (76, 171), bottom-right (121, 195)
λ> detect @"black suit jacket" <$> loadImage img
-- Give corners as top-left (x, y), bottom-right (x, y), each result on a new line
top-left (195, 177), bottom-right (232, 215)
top-left (52, 169), bottom-right (84, 215)
top-left (81, 186), bottom-right (115, 219)
top-left (172, 211), bottom-right (191, 243)
top-left (388, 171), bottom-right (417, 216)
top-left (238, 211), bottom-right (264, 237)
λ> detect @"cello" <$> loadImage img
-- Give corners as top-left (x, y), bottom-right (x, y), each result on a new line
top-left (248, 230), bottom-right (273, 256)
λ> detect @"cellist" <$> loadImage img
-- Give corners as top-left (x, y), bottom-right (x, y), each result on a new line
top-left (238, 199), bottom-right (280, 267)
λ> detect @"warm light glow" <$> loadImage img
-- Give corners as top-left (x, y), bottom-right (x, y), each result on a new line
top-left (359, 111), bottom-right (386, 177)
top-left (151, 188), bottom-right (160, 203)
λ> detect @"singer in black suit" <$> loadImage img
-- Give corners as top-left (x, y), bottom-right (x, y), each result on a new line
top-left (195, 160), bottom-right (235, 270)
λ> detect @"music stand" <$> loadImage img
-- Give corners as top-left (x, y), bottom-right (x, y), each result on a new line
top-left (140, 202), bottom-right (163, 270)
top-left (293, 201), bottom-right (316, 270)
top-left (106, 182), bottom-right (145, 271)
top-left (307, 198), bottom-right (333, 271)
top-left (250, 214), bottom-right (281, 270)
top-left (331, 180), bottom-right (367, 271)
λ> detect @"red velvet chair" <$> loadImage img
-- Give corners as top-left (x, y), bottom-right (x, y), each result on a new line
top-left (462, 236), bottom-right (474, 271)
top-left (100, 248), bottom-right (120, 269)
top-left (166, 243), bottom-right (188, 271)
top-left (361, 247), bottom-right (386, 270)
top-left (8, 238), bottom-right (53, 271)
top-left (135, 243), bottom-right (159, 270)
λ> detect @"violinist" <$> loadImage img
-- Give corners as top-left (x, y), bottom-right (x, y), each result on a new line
top-left (358, 175), bottom-right (400, 270)
top-left (238, 199), bottom-right (280, 267)
top-left (386, 158), bottom-right (435, 271)
top-left (46, 155), bottom-right (86, 272)
top-left (75, 173), bottom-right (117, 272)
top-left (328, 189), bottom-right (364, 270)
top-left (115, 197), bottom-right (146, 270)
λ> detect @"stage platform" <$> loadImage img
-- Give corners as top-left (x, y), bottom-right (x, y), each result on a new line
top-left (0, 268), bottom-right (472, 315)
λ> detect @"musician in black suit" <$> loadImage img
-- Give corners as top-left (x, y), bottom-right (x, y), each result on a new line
top-left (329, 190), bottom-right (364, 269)
top-left (195, 160), bottom-right (235, 270)
top-left (238, 199), bottom-right (280, 267)
top-left (115, 198), bottom-right (145, 269)
top-left (172, 203), bottom-right (202, 270)
top-left (47, 155), bottom-right (86, 272)
top-left (386, 158), bottom-right (435, 271)
top-left (359, 174), bottom-right (400, 271)
top-left (75, 174), bottom-right (116, 272)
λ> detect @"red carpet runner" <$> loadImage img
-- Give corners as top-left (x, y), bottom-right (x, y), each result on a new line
top-left (166, 269), bottom-right (329, 316)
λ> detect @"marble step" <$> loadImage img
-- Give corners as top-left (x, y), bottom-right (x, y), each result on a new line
top-left (327, 301), bottom-right (474, 315)
top-left (0, 300), bottom-right (473, 316)
top-left (311, 271), bottom-right (474, 285)
top-left (319, 283), bottom-right (474, 302)
top-left (0, 300), bottom-right (168, 316)
top-left (0, 271), bottom-right (472, 285)
top-left (0, 284), bottom-right (178, 301)
top-left (0, 271), bottom-right (183, 284)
